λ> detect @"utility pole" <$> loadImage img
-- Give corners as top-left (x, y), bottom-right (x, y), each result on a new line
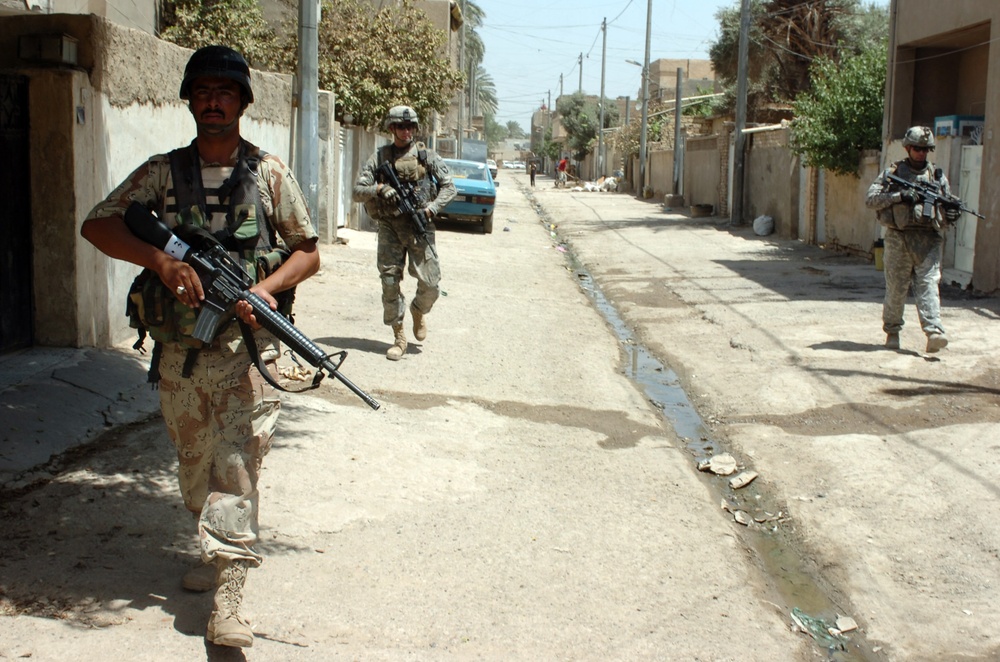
top-left (295, 0), bottom-right (320, 227)
top-left (559, 74), bottom-right (563, 99)
top-left (598, 18), bottom-right (607, 179)
top-left (457, 0), bottom-right (465, 158)
top-left (672, 67), bottom-right (683, 196)
top-left (731, 0), bottom-right (751, 226)
top-left (639, 0), bottom-right (652, 196)
top-left (578, 53), bottom-right (583, 93)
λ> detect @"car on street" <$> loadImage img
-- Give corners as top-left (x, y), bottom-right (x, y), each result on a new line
top-left (436, 158), bottom-right (497, 234)
top-left (486, 158), bottom-right (498, 181)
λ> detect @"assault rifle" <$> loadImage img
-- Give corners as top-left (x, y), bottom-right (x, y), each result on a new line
top-left (123, 202), bottom-right (380, 410)
top-left (375, 160), bottom-right (438, 259)
top-left (886, 172), bottom-right (985, 220)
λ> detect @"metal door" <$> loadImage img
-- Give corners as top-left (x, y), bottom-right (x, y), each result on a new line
top-left (0, 75), bottom-right (33, 353)
top-left (954, 145), bottom-right (983, 275)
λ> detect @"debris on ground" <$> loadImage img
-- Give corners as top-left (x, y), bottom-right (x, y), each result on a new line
top-left (698, 453), bottom-right (738, 476)
top-left (729, 471), bottom-right (758, 489)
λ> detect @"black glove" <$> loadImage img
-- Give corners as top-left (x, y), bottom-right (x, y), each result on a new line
top-left (898, 190), bottom-right (918, 205)
top-left (944, 206), bottom-right (961, 222)
top-left (378, 184), bottom-right (399, 203)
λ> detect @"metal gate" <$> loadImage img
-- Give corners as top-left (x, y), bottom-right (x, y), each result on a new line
top-left (0, 74), bottom-right (33, 353)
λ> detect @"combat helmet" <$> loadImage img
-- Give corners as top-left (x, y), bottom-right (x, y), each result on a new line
top-left (179, 46), bottom-right (254, 103)
top-left (902, 126), bottom-right (935, 150)
top-left (385, 105), bottom-right (420, 131)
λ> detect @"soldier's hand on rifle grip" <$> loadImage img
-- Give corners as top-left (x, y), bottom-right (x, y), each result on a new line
top-left (378, 184), bottom-right (399, 203)
top-left (898, 190), bottom-right (918, 205)
top-left (159, 258), bottom-right (202, 308)
top-left (945, 207), bottom-right (961, 222)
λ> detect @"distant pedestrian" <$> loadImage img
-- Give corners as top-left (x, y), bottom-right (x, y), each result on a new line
top-left (529, 162), bottom-right (537, 187)
top-left (865, 126), bottom-right (962, 353)
top-left (352, 105), bottom-right (456, 360)
top-left (556, 157), bottom-right (568, 188)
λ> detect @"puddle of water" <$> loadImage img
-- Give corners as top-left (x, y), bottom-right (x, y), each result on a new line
top-left (527, 193), bottom-right (884, 662)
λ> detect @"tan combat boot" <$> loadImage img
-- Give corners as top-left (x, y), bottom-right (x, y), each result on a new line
top-left (885, 332), bottom-right (900, 350)
top-left (386, 323), bottom-right (407, 360)
top-left (206, 559), bottom-right (253, 648)
top-left (411, 305), bottom-right (427, 341)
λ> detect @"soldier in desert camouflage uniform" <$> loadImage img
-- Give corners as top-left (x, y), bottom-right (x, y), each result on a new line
top-left (81, 46), bottom-right (319, 649)
top-left (353, 105), bottom-right (456, 360)
top-left (866, 126), bottom-right (961, 353)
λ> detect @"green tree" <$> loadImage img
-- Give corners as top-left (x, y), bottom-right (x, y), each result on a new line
top-left (505, 121), bottom-right (527, 139)
top-left (709, 0), bottom-right (888, 118)
top-left (484, 113), bottom-right (506, 148)
top-left (790, 40), bottom-right (886, 176)
top-left (306, 0), bottom-right (463, 129)
top-left (161, 0), bottom-right (282, 70)
top-left (556, 92), bottom-right (621, 161)
top-left (163, 0), bottom-right (463, 131)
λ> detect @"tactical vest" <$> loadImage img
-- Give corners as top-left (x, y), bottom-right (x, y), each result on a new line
top-left (879, 160), bottom-right (947, 232)
top-left (367, 142), bottom-right (438, 219)
top-left (126, 139), bottom-right (294, 381)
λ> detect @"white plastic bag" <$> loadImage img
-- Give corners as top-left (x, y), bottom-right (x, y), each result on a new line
top-left (753, 215), bottom-right (774, 236)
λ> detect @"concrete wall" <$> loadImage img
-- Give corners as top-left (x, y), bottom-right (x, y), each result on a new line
top-left (685, 135), bottom-right (721, 211)
top-left (744, 129), bottom-right (799, 238)
top-left (823, 153), bottom-right (882, 254)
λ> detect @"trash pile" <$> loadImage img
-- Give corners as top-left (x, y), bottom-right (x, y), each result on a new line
top-left (569, 175), bottom-right (621, 193)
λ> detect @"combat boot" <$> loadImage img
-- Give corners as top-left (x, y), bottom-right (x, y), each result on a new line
top-left (386, 323), bottom-right (407, 361)
top-left (885, 333), bottom-right (900, 350)
top-left (411, 305), bottom-right (427, 341)
top-left (206, 559), bottom-right (253, 648)
top-left (926, 333), bottom-right (948, 353)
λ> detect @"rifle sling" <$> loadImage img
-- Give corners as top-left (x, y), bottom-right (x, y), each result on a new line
top-left (237, 318), bottom-right (324, 393)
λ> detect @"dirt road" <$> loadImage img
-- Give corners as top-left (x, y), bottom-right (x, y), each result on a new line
top-left (2, 170), bottom-right (999, 661)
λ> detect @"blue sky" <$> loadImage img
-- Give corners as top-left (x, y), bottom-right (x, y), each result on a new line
top-left (478, 0), bottom-right (890, 130)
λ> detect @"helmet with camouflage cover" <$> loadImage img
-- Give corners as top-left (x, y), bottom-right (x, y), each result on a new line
top-left (902, 126), bottom-right (935, 150)
top-left (384, 105), bottom-right (420, 131)
top-left (180, 46), bottom-right (254, 104)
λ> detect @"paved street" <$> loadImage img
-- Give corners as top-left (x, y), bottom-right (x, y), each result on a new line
top-left (2, 169), bottom-right (999, 661)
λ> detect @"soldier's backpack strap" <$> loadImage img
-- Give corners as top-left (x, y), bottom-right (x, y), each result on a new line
top-left (168, 140), bottom-right (208, 223)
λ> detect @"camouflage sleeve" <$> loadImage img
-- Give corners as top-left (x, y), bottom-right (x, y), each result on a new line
top-left (352, 152), bottom-right (380, 203)
top-left (424, 151), bottom-right (457, 216)
top-left (259, 154), bottom-right (317, 250)
top-left (865, 168), bottom-right (898, 211)
top-left (85, 156), bottom-right (170, 221)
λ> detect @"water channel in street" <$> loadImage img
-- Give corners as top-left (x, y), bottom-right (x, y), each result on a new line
top-left (527, 189), bottom-right (884, 662)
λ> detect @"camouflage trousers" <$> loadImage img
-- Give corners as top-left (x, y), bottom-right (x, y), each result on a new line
top-left (377, 215), bottom-right (440, 326)
top-left (158, 342), bottom-right (280, 567)
top-left (882, 228), bottom-right (945, 336)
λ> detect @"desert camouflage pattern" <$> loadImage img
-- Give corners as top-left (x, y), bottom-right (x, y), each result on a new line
top-left (87, 141), bottom-right (315, 249)
top-left (86, 141), bottom-right (315, 565)
top-left (157, 341), bottom-right (279, 566)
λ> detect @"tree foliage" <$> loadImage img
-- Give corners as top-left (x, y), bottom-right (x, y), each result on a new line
top-left (161, 0), bottom-right (282, 70)
top-left (306, 0), bottom-right (463, 129)
top-left (556, 92), bottom-right (621, 161)
top-left (161, 0), bottom-right (465, 132)
top-left (505, 121), bottom-right (527, 139)
top-left (790, 40), bottom-right (886, 176)
top-left (709, 0), bottom-right (888, 118)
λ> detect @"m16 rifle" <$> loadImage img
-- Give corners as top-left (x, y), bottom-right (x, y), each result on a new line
top-left (886, 172), bottom-right (985, 221)
top-left (375, 160), bottom-right (438, 259)
top-left (123, 201), bottom-right (380, 410)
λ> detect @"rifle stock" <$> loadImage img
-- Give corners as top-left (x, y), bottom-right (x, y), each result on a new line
top-left (123, 202), bottom-right (380, 410)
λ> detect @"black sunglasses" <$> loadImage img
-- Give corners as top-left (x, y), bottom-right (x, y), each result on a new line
top-left (395, 122), bottom-right (417, 130)
top-left (910, 146), bottom-right (931, 153)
